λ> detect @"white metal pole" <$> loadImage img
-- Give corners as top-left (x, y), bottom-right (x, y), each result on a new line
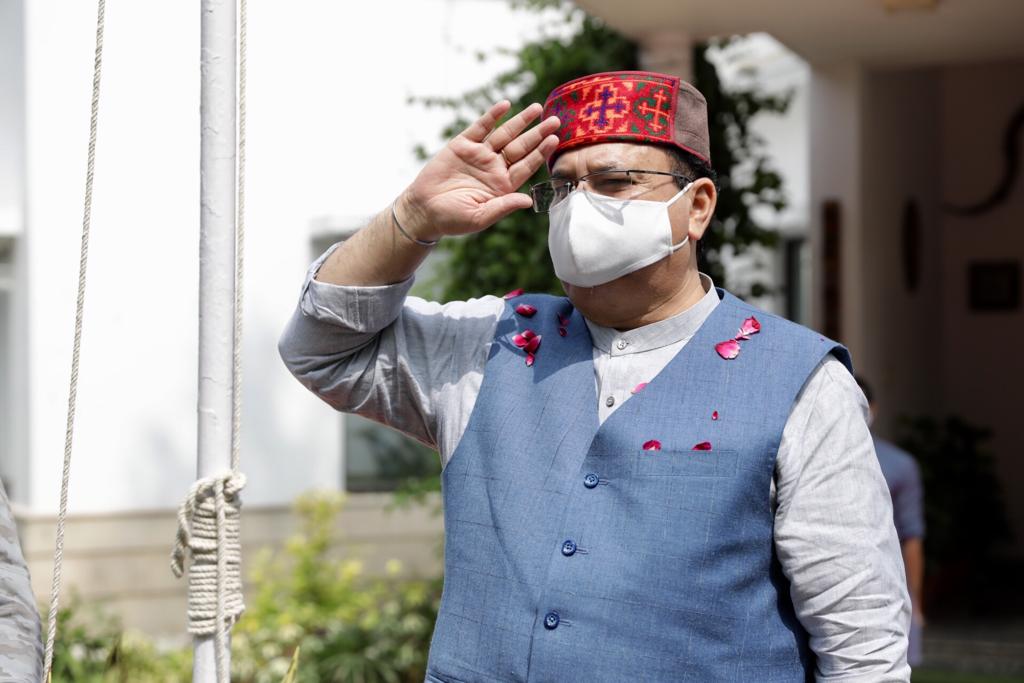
top-left (196, 0), bottom-right (236, 679)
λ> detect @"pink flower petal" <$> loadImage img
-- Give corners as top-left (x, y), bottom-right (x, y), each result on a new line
top-left (642, 439), bottom-right (662, 451)
top-left (558, 327), bottom-right (568, 337)
top-left (525, 335), bottom-right (542, 354)
top-left (503, 288), bottom-right (524, 300)
top-left (711, 410), bottom-right (719, 421)
top-left (715, 339), bottom-right (741, 360)
top-left (525, 352), bottom-right (535, 367)
top-left (738, 316), bottom-right (761, 338)
top-left (513, 329), bottom-right (537, 348)
top-left (515, 304), bottom-right (537, 317)
top-left (557, 313), bottom-right (571, 327)
top-left (693, 441), bottom-right (712, 451)
top-left (631, 382), bottom-right (648, 394)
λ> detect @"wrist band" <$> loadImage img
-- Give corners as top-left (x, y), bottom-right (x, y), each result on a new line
top-left (391, 201), bottom-right (439, 247)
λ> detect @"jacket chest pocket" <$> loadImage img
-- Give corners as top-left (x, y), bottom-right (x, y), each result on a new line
top-left (633, 448), bottom-right (739, 478)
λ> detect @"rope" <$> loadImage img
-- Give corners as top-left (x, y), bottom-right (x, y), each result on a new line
top-left (170, 472), bottom-right (247, 634)
top-left (43, 0), bottom-right (106, 679)
top-left (171, 1), bottom-right (248, 681)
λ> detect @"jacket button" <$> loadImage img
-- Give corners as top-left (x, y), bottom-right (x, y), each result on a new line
top-left (561, 539), bottom-right (577, 556)
top-left (543, 611), bottom-right (560, 630)
top-left (583, 473), bottom-right (599, 488)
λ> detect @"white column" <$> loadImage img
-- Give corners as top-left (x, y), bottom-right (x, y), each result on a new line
top-left (807, 63), bottom-right (865, 358)
top-left (195, 0), bottom-right (236, 679)
top-left (639, 30), bottom-right (694, 82)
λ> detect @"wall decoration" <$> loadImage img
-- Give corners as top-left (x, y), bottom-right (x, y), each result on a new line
top-left (901, 198), bottom-right (921, 292)
top-left (968, 261), bottom-right (1020, 312)
top-left (944, 104), bottom-right (1024, 217)
top-left (823, 200), bottom-right (842, 340)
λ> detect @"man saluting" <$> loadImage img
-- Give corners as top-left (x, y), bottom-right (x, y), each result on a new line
top-left (280, 71), bottom-right (910, 681)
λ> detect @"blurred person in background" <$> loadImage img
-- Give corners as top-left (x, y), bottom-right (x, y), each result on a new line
top-left (0, 478), bottom-right (43, 680)
top-left (856, 375), bottom-right (927, 668)
top-left (280, 71), bottom-right (910, 680)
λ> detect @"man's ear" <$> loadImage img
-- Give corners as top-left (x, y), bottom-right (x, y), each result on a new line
top-left (687, 178), bottom-right (717, 240)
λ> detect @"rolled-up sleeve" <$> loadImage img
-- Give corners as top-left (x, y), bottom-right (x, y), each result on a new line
top-left (775, 357), bottom-right (911, 681)
top-left (893, 459), bottom-right (926, 542)
top-left (278, 244), bottom-right (503, 453)
top-left (0, 479), bottom-right (43, 681)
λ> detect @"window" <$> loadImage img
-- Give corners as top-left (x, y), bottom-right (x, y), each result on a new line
top-left (783, 236), bottom-right (810, 325)
top-left (310, 223), bottom-right (444, 493)
top-left (344, 416), bottom-right (439, 492)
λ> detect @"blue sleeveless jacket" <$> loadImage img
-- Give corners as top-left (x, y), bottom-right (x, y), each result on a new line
top-left (426, 289), bottom-right (851, 682)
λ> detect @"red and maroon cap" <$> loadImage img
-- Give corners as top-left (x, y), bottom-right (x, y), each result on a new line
top-left (542, 70), bottom-right (711, 168)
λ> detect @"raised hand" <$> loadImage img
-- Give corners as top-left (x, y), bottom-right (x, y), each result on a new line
top-left (397, 101), bottom-right (561, 242)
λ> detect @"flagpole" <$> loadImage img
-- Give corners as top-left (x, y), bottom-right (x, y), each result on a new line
top-left (196, 0), bottom-right (236, 678)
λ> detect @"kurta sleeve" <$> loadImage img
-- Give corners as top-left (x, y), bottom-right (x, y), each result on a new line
top-left (278, 243), bottom-right (504, 458)
top-left (774, 356), bottom-right (911, 681)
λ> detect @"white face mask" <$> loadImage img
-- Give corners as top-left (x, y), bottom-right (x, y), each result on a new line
top-left (547, 181), bottom-right (696, 288)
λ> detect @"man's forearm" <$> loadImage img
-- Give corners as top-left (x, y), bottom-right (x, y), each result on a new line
top-left (315, 193), bottom-right (437, 287)
top-left (902, 538), bottom-right (925, 616)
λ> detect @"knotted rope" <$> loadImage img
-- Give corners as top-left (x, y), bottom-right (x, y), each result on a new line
top-left (171, 472), bottom-right (247, 637)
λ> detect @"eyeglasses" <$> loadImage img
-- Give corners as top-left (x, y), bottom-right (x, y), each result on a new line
top-left (529, 169), bottom-right (693, 213)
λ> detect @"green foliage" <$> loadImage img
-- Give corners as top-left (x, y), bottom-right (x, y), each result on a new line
top-left (414, 0), bottom-right (790, 301)
top-left (231, 491), bottom-right (442, 683)
top-left (46, 492), bottom-right (442, 682)
top-left (692, 40), bottom-right (790, 293)
top-left (46, 595), bottom-right (191, 682)
top-left (896, 416), bottom-right (1011, 569)
top-left (416, 4), bottom-right (638, 300)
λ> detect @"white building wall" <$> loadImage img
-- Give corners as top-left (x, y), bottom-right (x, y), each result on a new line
top-left (17, 0), bottom-right (547, 514)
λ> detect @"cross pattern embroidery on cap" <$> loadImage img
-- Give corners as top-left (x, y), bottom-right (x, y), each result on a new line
top-left (581, 85), bottom-right (628, 132)
top-left (635, 84), bottom-right (672, 135)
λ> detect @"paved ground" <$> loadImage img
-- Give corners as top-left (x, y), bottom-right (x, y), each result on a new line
top-left (919, 619), bottom-right (1024, 679)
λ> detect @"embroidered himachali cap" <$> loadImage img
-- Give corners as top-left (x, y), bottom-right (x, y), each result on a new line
top-left (542, 70), bottom-right (711, 168)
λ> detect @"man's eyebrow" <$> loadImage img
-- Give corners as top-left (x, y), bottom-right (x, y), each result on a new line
top-left (550, 159), bottom-right (624, 179)
top-left (587, 160), bottom-right (624, 173)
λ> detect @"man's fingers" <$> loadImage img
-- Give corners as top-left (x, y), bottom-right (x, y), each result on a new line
top-left (508, 135), bottom-right (560, 189)
top-left (475, 192), bottom-right (534, 228)
top-left (462, 100), bottom-right (513, 143)
top-left (500, 115), bottom-right (561, 166)
top-left (484, 103), bottom-right (543, 152)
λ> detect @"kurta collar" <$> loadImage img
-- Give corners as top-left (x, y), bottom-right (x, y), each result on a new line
top-left (585, 273), bottom-right (720, 356)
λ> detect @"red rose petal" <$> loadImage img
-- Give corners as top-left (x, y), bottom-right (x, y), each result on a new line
top-left (525, 352), bottom-right (535, 367)
top-left (739, 316), bottom-right (761, 337)
top-left (558, 327), bottom-right (568, 337)
top-left (525, 335), bottom-right (542, 353)
top-left (693, 441), bottom-right (712, 451)
top-left (642, 439), bottom-right (662, 451)
top-left (503, 288), bottom-right (524, 299)
top-left (557, 313), bottom-right (571, 327)
top-left (715, 339), bottom-right (741, 360)
top-left (515, 304), bottom-right (537, 317)
top-left (712, 410), bottom-right (719, 421)
top-left (513, 329), bottom-right (537, 348)
top-left (631, 382), bottom-right (648, 394)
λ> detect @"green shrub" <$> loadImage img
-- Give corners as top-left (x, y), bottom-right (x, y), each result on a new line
top-left (231, 491), bottom-right (442, 682)
top-left (46, 491), bottom-right (442, 681)
top-left (45, 595), bottom-right (191, 682)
